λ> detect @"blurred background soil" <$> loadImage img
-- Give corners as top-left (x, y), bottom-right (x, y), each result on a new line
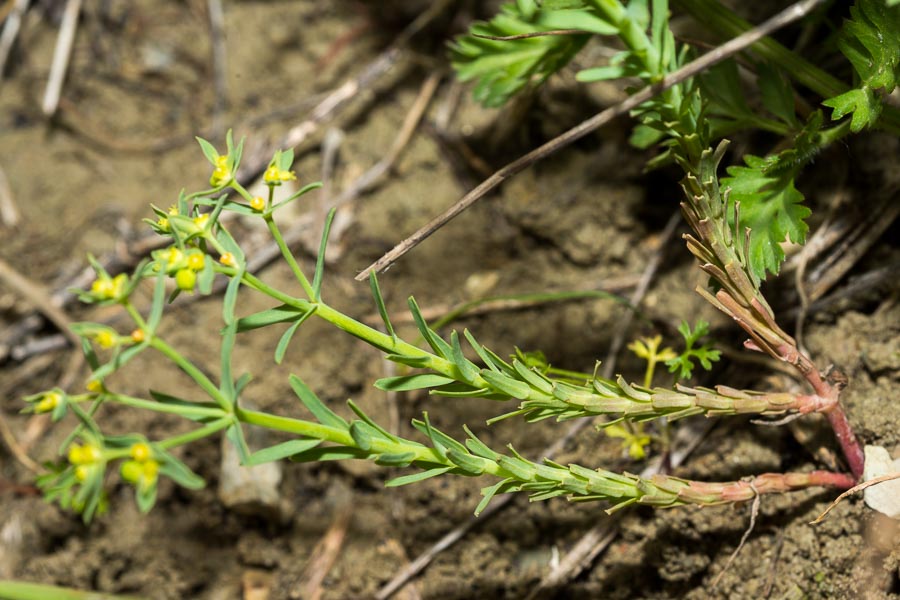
top-left (0, 1), bottom-right (897, 598)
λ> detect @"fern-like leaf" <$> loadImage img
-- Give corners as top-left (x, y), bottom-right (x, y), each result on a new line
top-left (450, 4), bottom-right (603, 107)
top-left (823, 0), bottom-right (900, 131)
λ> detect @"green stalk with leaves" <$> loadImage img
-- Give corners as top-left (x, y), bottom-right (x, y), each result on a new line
top-left (26, 0), bottom-right (898, 523)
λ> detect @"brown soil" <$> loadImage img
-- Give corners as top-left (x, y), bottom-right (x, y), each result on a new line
top-left (1, 2), bottom-right (898, 599)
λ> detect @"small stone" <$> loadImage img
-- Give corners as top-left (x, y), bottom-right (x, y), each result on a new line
top-left (218, 421), bottom-right (284, 519)
top-left (863, 445), bottom-right (900, 519)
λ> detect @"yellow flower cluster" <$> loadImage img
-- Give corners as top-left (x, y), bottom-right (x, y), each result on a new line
top-left (120, 442), bottom-right (159, 489)
top-left (68, 442), bottom-right (104, 482)
top-left (264, 164), bottom-right (296, 186)
top-left (90, 273), bottom-right (128, 302)
top-left (210, 155), bottom-right (233, 187)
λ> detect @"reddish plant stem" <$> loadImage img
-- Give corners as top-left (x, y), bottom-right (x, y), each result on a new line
top-left (712, 291), bottom-right (865, 481)
top-left (671, 470), bottom-right (857, 505)
top-left (822, 406), bottom-right (865, 480)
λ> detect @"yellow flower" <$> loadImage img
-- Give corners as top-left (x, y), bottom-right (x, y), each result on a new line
top-left (35, 391), bottom-right (61, 413)
top-left (219, 252), bottom-right (236, 267)
top-left (175, 268), bottom-right (197, 291)
top-left (86, 379), bottom-right (103, 393)
top-left (130, 442), bottom-right (153, 462)
top-left (131, 329), bottom-right (145, 343)
top-left (263, 165), bottom-right (296, 185)
top-left (74, 465), bottom-right (91, 482)
top-left (192, 213), bottom-right (210, 230)
top-left (120, 460), bottom-right (143, 483)
top-left (186, 251), bottom-right (205, 271)
top-left (250, 196), bottom-right (265, 212)
top-left (156, 216), bottom-right (170, 232)
top-left (209, 155), bottom-right (233, 187)
top-left (94, 330), bottom-right (118, 349)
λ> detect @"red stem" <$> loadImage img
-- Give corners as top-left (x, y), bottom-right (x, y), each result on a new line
top-left (823, 405), bottom-right (865, 480)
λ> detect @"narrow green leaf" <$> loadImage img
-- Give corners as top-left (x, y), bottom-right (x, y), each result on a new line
top-left (225, 423), bottom-right (251, 464)
top-left (375, 374), bottom-right (456, 392)
top-left (481, 370), bottom-right (531, 400)
top-left (289, 374), bottom-right (348, 429)
top-left (220, 319), bottom-right (237, 404)
top-left (196, 136), bottom-right (219, 164)
top-left (448, 331), bottom-right (480, 384)
top-left (463, 329), bottom-right (501, 372)
top-left (349, 421), bottom-right (377, 451)
top-left (368, 271), bottom-right (395, 339)
top-left (289, 446), bottom-right (369, 462)
top-left (235, 303), bottom-right (306, 332)
top-left (463, 425), bottom-right (500, 460)
top-left (147, 269), bottom-right (168, 333)
top-left (386, 466), bottom-right (454, 487)
top-left (373, 452), bottom-right (418, 467)
top-left (408, 297), bottom-right (452, 358)
top-left (274, 307), bottom-right (317, 365)
top-left (313, 208), bottom-right (337, 301)
top-left (445, 449), bottom-right (487, 475)
top-left (347, 399), bottom-right (400, 443)
top-left (475, 478), bottom-right (513, 516)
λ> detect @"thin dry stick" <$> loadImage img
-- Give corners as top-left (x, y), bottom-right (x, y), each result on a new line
top-left (293, 506), bottom-right (353, 600)
top-left (0, 412), bottom-right (42, 474)
top-left (206, 0), bottom-right (228, 138)
top-left (762, 530), bottom-right (785, 598)
top-left (810, 472), bottom-right (900, 524)
top-left (41, 0), bottom-right (83, 117)
top-left (0, 257), bottom-right (80, 349)
top-left (711, 484), bottom-right (761, 589)
top-left (356, 0), bottom-right (828, 280)
top-left (330, 73), bottom-right (441, 206)
top-left (0, 163), bottom-right (20, 226)
top-left (0, 0), bottom-right (31, 77)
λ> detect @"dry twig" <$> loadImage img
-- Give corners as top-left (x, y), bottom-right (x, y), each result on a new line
top-left (41, 0), bottom-right (83, 117)
top-left (0, 164), bottom-right (20, 226)
top-left (810, 472), bottom-right (900, 524)
top-left (0, 0), bottom-right (31, 77)
top-left (292, 506), bottom-right (353, 600)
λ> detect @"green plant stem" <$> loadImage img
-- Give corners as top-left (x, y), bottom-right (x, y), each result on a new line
top-left (674, 0), bottom-right (900, 134)
top-left (102, 394), bottom-right (225, 419)
top-left (264, 214), bottom-right (316, 299)
top-left (158, 417), bottom-right (233, 450)
top-left (237, 270), bottom-right (471, 381)
top-left (148, 337), bottom-right (231, 411)
top-left (237, 407), bottom-right (450, 465)
top-left (0, 580), bottom-right (142, 600)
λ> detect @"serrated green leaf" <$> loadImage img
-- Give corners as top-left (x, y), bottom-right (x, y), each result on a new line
top-left (721, 155), bottom-right (811, 280)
